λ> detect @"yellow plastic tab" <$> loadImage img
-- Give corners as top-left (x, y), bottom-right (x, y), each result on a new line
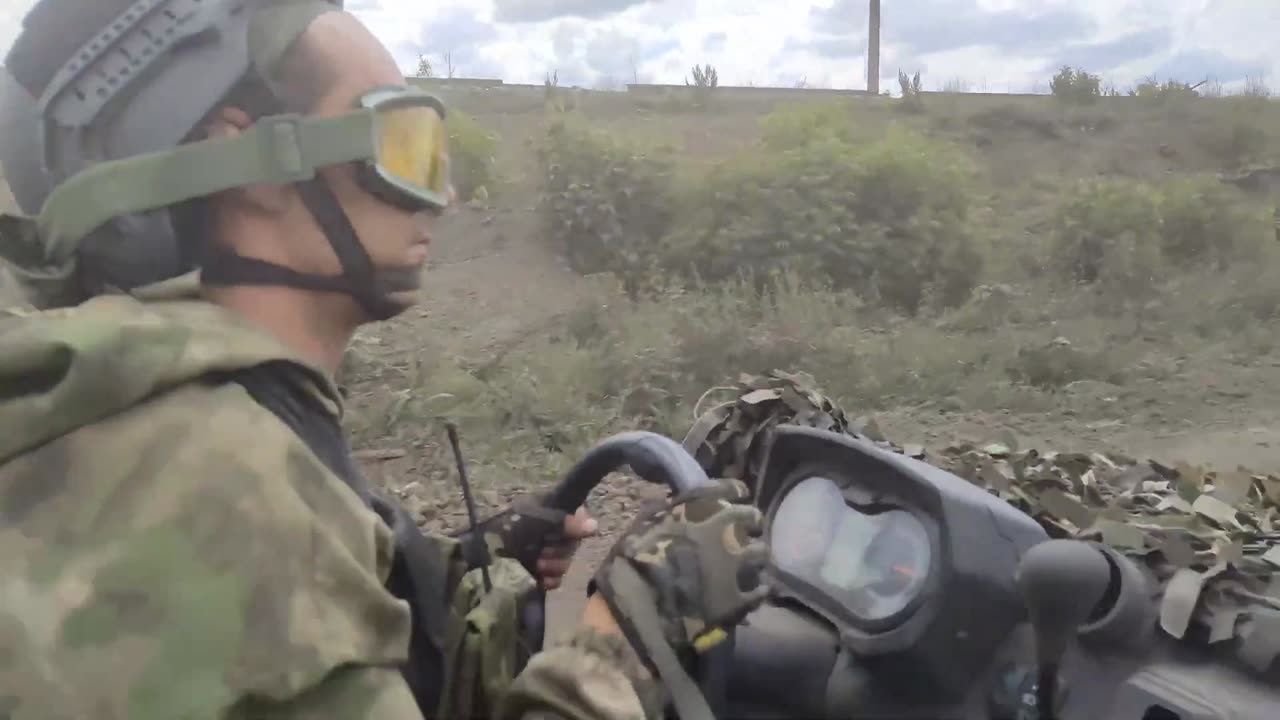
top-left (692, 627), bottom-right (728, 653)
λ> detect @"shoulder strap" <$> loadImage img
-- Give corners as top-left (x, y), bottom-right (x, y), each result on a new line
top-left (221, 361), bottom-right (451, 716)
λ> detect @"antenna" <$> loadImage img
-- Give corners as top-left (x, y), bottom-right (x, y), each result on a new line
top-left (446, 421), bottom-right (492, 592)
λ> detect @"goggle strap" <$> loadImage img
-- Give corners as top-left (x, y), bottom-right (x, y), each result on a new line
top-left (200, 249), bottom-right (359, 294)
top-left (294, 176), bottom-right (376, 299)
top-left (201, 176), bottom-right (402, 321)
top-left (200, 250), bottom-right (420, 306)
top-left (37, 110), bottom-right (379, 265)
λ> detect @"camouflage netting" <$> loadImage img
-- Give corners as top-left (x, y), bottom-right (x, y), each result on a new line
top-left (682, 370), bottom-right (1280, 678)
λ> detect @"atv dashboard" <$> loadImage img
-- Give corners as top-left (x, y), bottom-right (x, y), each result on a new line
top-left (735, 426), bottom-right (1279, 719)
top-left (756, 426), bottom-right (1047, 699)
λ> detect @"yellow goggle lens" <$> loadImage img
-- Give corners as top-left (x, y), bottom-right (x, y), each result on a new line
top-left (375, 104), bottom-right (450, 199)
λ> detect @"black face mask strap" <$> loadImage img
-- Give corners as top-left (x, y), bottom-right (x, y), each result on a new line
top-left (296, 177), bottom-right (404, 320)
top-left (294, 179), bottom-right (374, 288)
top-left (199, 177), bottom-right (405, 321)
top-left (200, 250), bottom-right (348, 292)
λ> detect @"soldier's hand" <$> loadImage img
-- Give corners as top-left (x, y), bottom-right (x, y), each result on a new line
top-left (455, 495), bottom-right (599, 590)
top-left (536, 507), bottom-right (598, 590)
top-left (588, 479), bottom-right (771, 659)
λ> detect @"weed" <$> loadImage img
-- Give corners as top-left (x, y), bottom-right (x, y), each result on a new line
top-left (898, 70), bottom-right (925, 113)
top-left (1241, 75), bottom-right (1272, 98)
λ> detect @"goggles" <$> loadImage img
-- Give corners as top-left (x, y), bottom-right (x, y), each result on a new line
top-left (356, 85), bottom-right (452, 212)
top-left (37, 84), bottom-right (452, 266)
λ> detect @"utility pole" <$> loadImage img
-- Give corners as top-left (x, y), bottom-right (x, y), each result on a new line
top-left (867, 0), bottom-right (881, 94)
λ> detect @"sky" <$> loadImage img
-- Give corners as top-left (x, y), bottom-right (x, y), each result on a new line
top-left (1, 0), bottom-right (1277, 94)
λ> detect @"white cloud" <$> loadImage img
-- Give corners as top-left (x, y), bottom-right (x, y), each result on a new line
top-left (0, 0), bottom-right (27, 62)
top-left (2, 0), bottom-right (1276, 93)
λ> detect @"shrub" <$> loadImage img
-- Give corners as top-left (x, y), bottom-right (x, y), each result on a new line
top-left (686, 64), bottom-right (720, 108)
top-left (1050, 66), bottom-right (1102, 105)
top-left (759, 100), bottom-right (855, 152)
top-left (663, 126), bottom-right (984, 314)
top-left (1159, 176), bottom-right (1267, 268)
top-left (1050, 178), bottom-right (1162, 311)
top-left (536, 114), bottom-right (676, 295)
top-left (1241, 75), bottom-right (1272, 98)
top-left (1197, 108), bottom-right (1269, 169)
top-left (1128, 77), bottom-right (1200, 103)
top-left (446, 110), bottom-right (499, 202)
top-left (1050, 177), bottom-right (1267, 304)
top-left (687, 64), bottom-right (719, 88)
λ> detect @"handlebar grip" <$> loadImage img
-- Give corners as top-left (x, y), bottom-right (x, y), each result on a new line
top-left (544, 431), bottom-right (712, 512)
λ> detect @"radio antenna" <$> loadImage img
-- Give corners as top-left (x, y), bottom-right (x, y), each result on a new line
top-left (445, 421), bottom-right (492, 592)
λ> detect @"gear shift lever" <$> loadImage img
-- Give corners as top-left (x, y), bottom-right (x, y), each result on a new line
top-left (1016, 540), bottom-right (1113, 720)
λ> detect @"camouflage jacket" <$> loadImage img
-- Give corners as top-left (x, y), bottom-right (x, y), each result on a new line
top-left (0, 279), bottom-right (658, 720)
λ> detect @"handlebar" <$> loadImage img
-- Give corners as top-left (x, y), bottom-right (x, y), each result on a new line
top-left (522, 431), bottom-right (714, 654)
top-left (544, 430), bottom-right (713, 511)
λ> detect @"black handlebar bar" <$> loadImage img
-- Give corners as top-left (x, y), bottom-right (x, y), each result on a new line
top-left (544, 431), bottom-right (713, 511)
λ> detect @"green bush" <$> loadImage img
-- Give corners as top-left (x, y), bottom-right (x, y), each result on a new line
top-left (1159, 176), bottom-right (1267, 268)
top-left (446, 110), bottom-right (499, 202)
top-left (1197, 108), bottom-right (1269, 169)
top-left (1050, 66), bottom-right (1103, 105)
top-left (1051, 178), bottom-right (1162, 285)
top-left (1052, 176), bottom-right (1265, 288)
top-left (759, 100), bottom-right (855, 152)
top-left (536, 114), bottom-right (676, 295)
top-left (663, 126), bottom-right (984, 314)
top-left (1129, 77), bottom-right (1200, 103)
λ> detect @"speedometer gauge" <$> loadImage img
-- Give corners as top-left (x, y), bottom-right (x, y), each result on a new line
top-left (771, 476), bottom-right (933, 624)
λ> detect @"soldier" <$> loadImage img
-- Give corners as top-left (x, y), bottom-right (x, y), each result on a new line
top-left (0, 1), bottom-right (768, 718)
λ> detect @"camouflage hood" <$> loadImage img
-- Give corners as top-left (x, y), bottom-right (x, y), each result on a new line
top-left (0, 274), bottom-right (341, 465)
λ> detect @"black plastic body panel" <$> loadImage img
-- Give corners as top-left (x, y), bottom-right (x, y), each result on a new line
top-left (723, 426), bottom-right (1280, 719)
top-left (754, 426), bottom-right (1048, 700)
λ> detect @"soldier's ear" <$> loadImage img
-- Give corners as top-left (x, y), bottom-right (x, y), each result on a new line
top-left (201, 106), bottom-right (293, 214)
top-left (203, 105), bottom-right (253, 139)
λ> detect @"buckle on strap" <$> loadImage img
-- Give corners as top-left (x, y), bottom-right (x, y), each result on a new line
top-left (255, 114), bottom-right (314, 184)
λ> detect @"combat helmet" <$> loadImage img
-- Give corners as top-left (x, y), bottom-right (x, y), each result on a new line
top-left (0, 0), bottom-right (448, 317)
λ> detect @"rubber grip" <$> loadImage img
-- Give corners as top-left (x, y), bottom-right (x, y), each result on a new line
top-left (544, 431), bottom-right (712, 512)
